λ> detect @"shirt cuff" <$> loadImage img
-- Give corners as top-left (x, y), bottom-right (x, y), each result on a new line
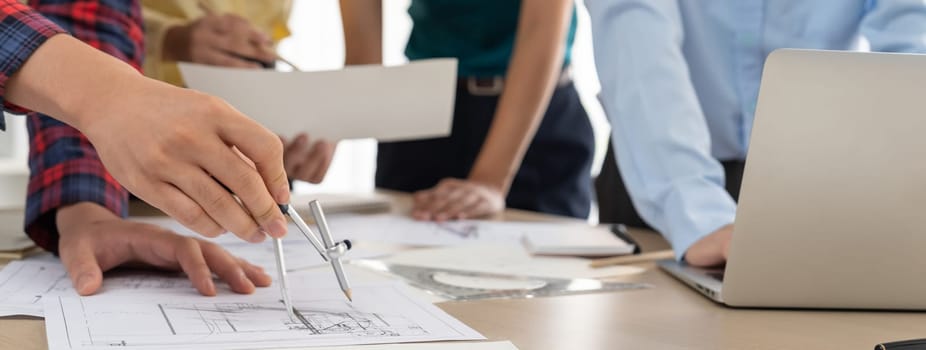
top-left (653, 181), bottom-right (738, 261)
top-left (0, 7), bottom-right (67, 127)
top-left (24, 159), bottom-right (128, 254)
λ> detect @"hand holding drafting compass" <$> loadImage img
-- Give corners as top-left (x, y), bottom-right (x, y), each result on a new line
top-left (272, 200), bottom-right (352, 319)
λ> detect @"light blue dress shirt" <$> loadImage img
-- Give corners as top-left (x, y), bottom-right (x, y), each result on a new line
top-left (586, 0), bottom-right (926, 260)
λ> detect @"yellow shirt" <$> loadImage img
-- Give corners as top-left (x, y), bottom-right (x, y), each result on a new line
top-left (142, 0), bottom-right (292, 86)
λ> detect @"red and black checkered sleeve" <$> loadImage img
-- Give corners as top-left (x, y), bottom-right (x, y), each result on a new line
top-left (25, 117), bottom-right (129, 252)
top-left (24, 0), bottom-right (142, 253)
top-left (0, 0), bottom-right (65, 128)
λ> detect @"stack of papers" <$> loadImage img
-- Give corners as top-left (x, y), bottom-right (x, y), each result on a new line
top-left (302, 341), bottom-right (519, 350)
top-left (520, 223), bottom-right (635, 257)
top-left (325, 214), bottom-right (635, 257)
top-left (382, 244), bottom-right (644, 281)
top-left (0, 215), bottom-right (489, 350)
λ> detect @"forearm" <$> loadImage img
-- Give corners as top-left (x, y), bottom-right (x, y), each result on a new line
top-left (25, 113), bottom-right (128, 253)
top-left (339, 0), bottom-right (382, 65)
top-left (6, 34), bottom-right (146, 131)
top-left (468, 0), bottom-right (574, 191)
top-left (0, 0), bottom-right (65, 121)
top-left (587, 0), bottom-right (735, 259)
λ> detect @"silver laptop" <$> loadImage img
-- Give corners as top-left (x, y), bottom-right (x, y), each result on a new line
top-left (659, 49), bottom-right (926, 309)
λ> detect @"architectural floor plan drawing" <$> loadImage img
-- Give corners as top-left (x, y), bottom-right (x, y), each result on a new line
top-left (44, 282), bottom-right (483, 350)
top-left (158, 300), bottom-right (427, 337)
top-left (0, 260), bottom-right (70, 316)
top-left (0, 260), bottom-right (197, 317)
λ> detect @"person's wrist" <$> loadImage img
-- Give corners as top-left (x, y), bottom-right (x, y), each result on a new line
top-left (683, 224), bottom-right (734, 266)
top-left (70, 71), bottom-right (156, 139)
top-left (55, 202), bottom-right (119, 236)
top-left (468, 169), bottom-right (510, 195)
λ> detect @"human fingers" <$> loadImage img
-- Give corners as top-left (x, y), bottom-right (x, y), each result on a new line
top-left (171, 162), bottom-right (266, 243)
top-left (283, 134), bottom-right (310, 177)
top-left (238, 258), bottom-right (272, 287)
top-left (221, 14), bottom-right (276, 63)
top-left (683, 225), bottom-right (733, 267)
top-left (411, 189), bottom-right (437, 220)
top-left (200, 12), bottom-right (232, 34)
top-left (123, 223), bottom-right (270, 293)
top-left (188, 19), bottom-right (260, 68)
top-left (149, 182), bottom-right (225, 238)
top-left (204, 140), bottom-right (289, 240)
top-left (306, 140), bottom-right (336, 183)
top-left (416, 180), bottom-right (463, 219)
top-left (438, 190), bottom-right (481, 221)
top-left (428, 186), bottom-right (472, 222)
top-left (453, 183), bottom-right (505, 219)
top-left (198, 46), bottom-right (262, 68)
top-left (172, 236), bottom-right (217, 296)
top-left (213, 109), bottom-right (290, 237)
top-left (59, 238), bottom-right (104, 296)
top-left (293, 140), bottom-right (328, 184)
top-left (456, 194), bottom-right (494, 219)
top-left (199, 241), bottom-right (258, 294)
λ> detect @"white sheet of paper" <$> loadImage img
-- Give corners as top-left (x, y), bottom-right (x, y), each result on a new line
top-left (324, 214), bottom-right (522, 247)
top-left (44, 281), bottom-right (483, 350)
top-left (130, 217), bottom-right (388, 273)
top-left (0, 214), bottom-right (391, 317)
top-left (0, 260), bottom-right (202, 317)
top-left (324, 214), bottom-right (634, 256)
top-left (0, 252), bottom-right (417, 316)
top-left (268, 340), bottom-right (519, 350)
top-left (382, 244), bottom-right (644, 280)
top-left (178, 59), bottom-right (457, 141)
top-left (0, 260), bottom-right (70, 316)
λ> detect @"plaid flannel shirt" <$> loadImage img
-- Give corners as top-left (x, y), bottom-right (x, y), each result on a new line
top-left (24, 0), bottom-right (142, 252)
top-left (0, 0), bottom-right (65, 127)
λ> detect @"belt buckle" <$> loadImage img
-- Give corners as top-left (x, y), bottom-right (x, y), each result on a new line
top-left (466, 76), bottom-right (504, 96)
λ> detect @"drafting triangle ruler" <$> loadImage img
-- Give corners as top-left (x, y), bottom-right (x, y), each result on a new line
top-left (353, 260), bottom-right (650, 301)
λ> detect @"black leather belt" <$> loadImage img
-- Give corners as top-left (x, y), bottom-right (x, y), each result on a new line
top-left (461, 66), bottom-right (573, 96)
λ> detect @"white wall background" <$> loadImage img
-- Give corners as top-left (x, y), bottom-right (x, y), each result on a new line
top-left (0, 114), bottom-right (31, 209)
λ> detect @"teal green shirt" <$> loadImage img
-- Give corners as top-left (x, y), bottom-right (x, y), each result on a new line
top-left (405, 0), bottom-right (577, 78)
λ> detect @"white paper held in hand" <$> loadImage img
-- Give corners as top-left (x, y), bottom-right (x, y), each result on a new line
top-left (178, 59), bottom-right (458, 141)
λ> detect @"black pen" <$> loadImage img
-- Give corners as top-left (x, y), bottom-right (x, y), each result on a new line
top-left (609, 223), bottom-right (641, 255)
top-left (875, 338), bottom-right (926, 350)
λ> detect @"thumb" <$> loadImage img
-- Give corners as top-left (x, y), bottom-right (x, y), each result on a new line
top-left (61, 244), bottom-right (104, 296)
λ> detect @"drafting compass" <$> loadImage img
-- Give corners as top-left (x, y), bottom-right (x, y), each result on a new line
top-left (273, 200), bottom-right (353, 319)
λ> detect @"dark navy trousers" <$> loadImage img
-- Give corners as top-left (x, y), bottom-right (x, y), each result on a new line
top-left (376, 81), bottom-right (594, 219)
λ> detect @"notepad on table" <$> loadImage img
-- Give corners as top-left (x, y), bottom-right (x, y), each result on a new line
top-left (519, 223), bottom-right (636, 257)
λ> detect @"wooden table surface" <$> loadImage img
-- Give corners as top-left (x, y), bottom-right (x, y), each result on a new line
top-left (2, 193), bottom-right (925, 350)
